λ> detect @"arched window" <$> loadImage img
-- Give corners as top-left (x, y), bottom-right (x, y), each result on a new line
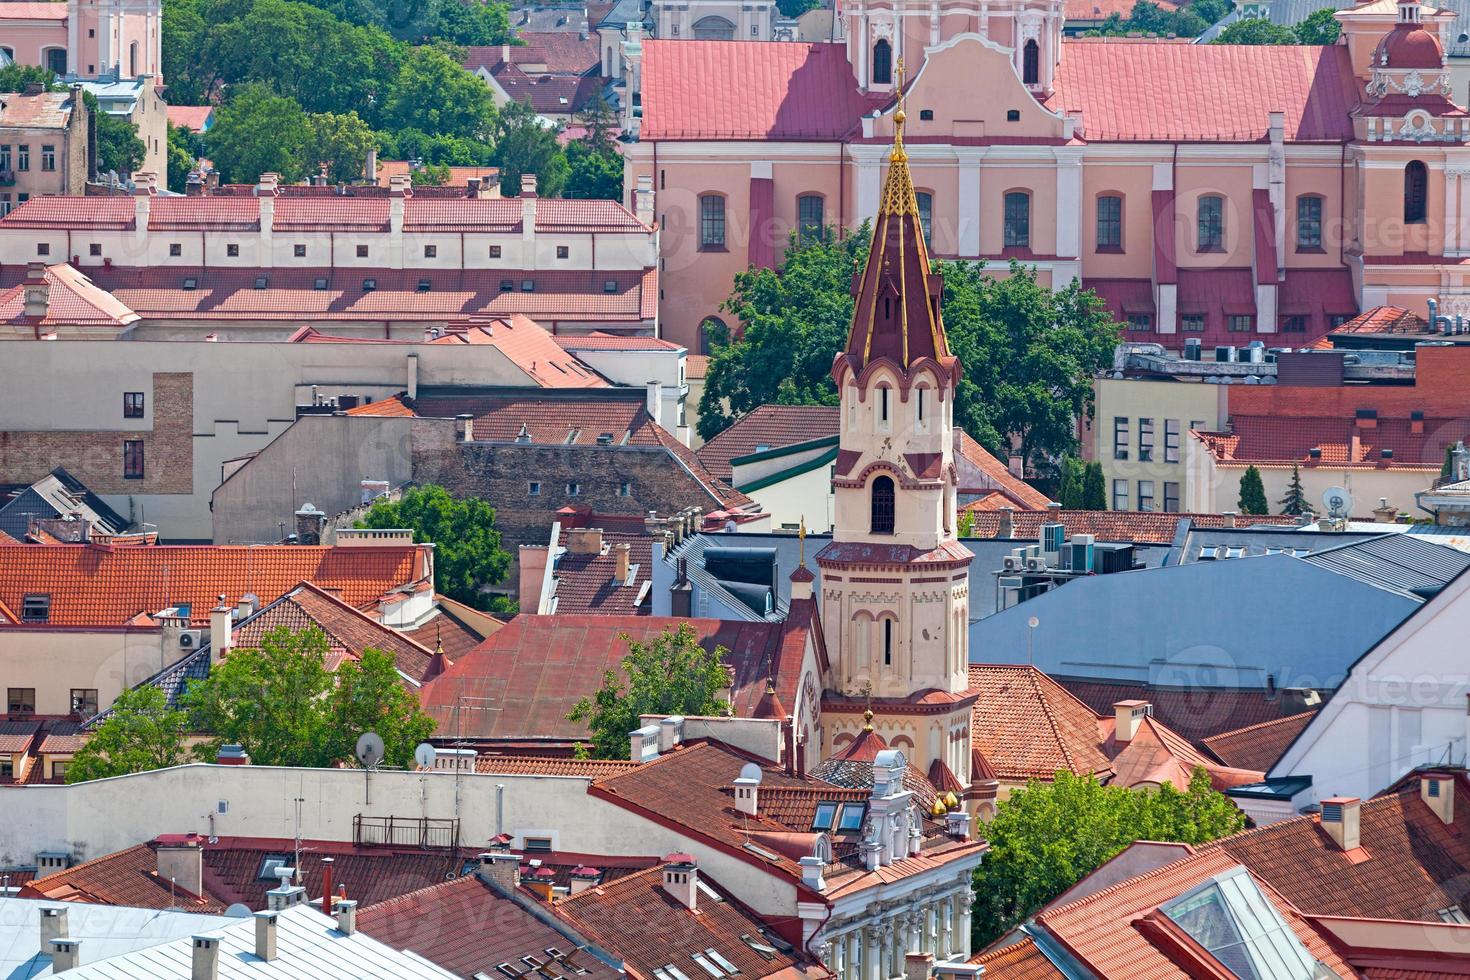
top-left (881, 616), bottom-right (895, 666)
top-left (915, 191), bottom-right (934, 246)
top-left (129, 41), bottom-right (138, 76)
top-left (871, 475), bottom-right (895, 534)
top-left (693, 15), bottom-right (735, 38)
top-left (1296, 195), bottom-right (1323, 250)
top-left (877, 383), bottom-right (892, 430)
top-left (1004, 191), bottom-right (1030, 248)
top-left (1096, 194), bottom-right (1123, 250)
top-left (1022, 39), bottom-right (1039, 85)
top-left (699, 194), bottom-right (726, 249)
top-left (698, 316), bottom-right (727, 353)
top-left (797, 194), bottom-right (824, 243)
top-left (1197, 194), bottom-right (1224, 251)
top-left (1405, 161), bottom-right (1428, 224)
top-left (872, 39), bottom-right (892, 85)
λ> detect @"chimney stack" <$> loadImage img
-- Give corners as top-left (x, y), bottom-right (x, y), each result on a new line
top-left (23, 265), bottom-right (49, 319)
top-left (50, 938), bottom-right (82, 972)
top-left (645, 380), bottom-right (662, 427)
top-left (630, 723), bottom-right (660, 762)
top-left (216, 744), bottom-right (249, 765)
top-left (1320, 797), bottom-right (1362, 851)
top-left (657, 715), bottom-right (683, 753)
top-left (733, 771), bottom-right (761, 816)
top-left (334, 898), bottom-right (358, 935)
top-left (253, 911), bottom-right (278, 962)
top-left (566, 527), bottom-right (604, 554)
top-left (266, 866), bottom-right (306, 909)
top-left (294, 503), bottom-right (326, 545)
top-left (478, 851), bottom-right (522, 892)
top-left (457, 413), bottom-right (476, 442)
top-left (320, 857), bottom-right (335, 914)
top-left (635, 173), bottom-right (654, 227)
top-left (945, 808), bottom-right (971, 841)
top-left (614, 542), bottom-right (632, 584)
top-left (209, 596), bottom-right (232, 664)
top-left (905, 952), bottom-right (935, 980)
top-left (155, 834), bottom-right (204, 897)
top-left (365, 147), bottom-right (378, 184)
top-left (998, 508), bottom-right (1014, 539)
top-left (798, 854), bottom-right (825, 892)
top-left (1421, 773), bottom-right (1455, 824)
top-left (40, 907), bottom-right (67, 949)
top-left (568, 866), bottom-right (602, 895)
top-left (661, 855), bottom-right (698, 911)
top-left (191, 935), bottom-right (220, 980)
top-left (1112, 700), bottom-right (1150, 743)
top-left (1222, 511), bottom-right (1238, 528)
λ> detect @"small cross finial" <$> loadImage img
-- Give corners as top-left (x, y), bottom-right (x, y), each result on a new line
top-left (798, 518), bottom-right (807, 566)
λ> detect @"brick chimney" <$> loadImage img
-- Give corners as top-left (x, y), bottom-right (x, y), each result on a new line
top-left (1422, 772), bottom-right (1455, 824)
top-left (635, 173), bottom-right (654, 227)
top-left (1112, 700), bottom-right (1150, 743)
top-left (155, 834), bottom-right (204, 896)
top-left (478, 851), bottom-right (521, 892)
top-left (661, 855), bottom-right (698, 911)
top-left (998, 507), bottom-right (1014, 539)
top-left (613, 542), bottom-right (631, 584)
top-left (294, 503), bottom-right (326, 545)
top-left (216, 744), bottom-right (249, 765)
top-left (456, 413), bottom-right (475, 442)
top-left (191, 935), bottom-right (220, 980)
top-left (1320, 797), bottom-right (1361, 851)
top-left (255, 173), bottom-right (279, 235)
top-left (645, 380), bottom-right (663, 427)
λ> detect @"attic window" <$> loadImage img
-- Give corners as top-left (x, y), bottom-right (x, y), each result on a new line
top-left (811, 801), bottom-right (838, 831)
top-left (362, 278), bottom-right (377, 292)
top-left (182, 277), bottom-right (198, 291)
top-left (313, 278), bottom-right (328, 291)
top-left (836, 802), bottom-right (866, 832)
top-left (705, 949), bottom-right (740, 975)
top-left (256, 854), bottom-right (291, 881)
top-left (739, 936), bottom-right (778, 961)
top-left (496, 964), bottom-right (527, 979)
top-left (1006, 109), bottom-right (1020, 122)
top-left (1439, 906), bottom-right (1470, 924)
top-left (662, 966), bottom-right (694, 980)
top-left (417, 279), bottom-right (431, 293)
top-left (603, 279), bottom-right (618, 293)
top-left (21, 594), bottom-right (50, 623)
top-left (500, 279), bottom-right (515, 292)
top-left (254, 276), bottom-right (268, 289)
top-left (521, 279), bottom-right (535, 292)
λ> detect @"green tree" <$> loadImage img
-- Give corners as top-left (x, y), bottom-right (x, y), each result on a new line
top-left (0, 63), bottom-right (58, 93)
top-left (564, 140), bottom-right (623, 200)
top-left (381, 45), bottom-right (496, 143)
top-left (972, 770), bottom-right (1244, 945)
top-left (357, 485), bottom-right (513, 611)
top-left (83, 92), bottom-right (147, 176)
top-left (1212, 16), bottom-right (1298, 43)
top-left (307, 110), bottom-right (377, 183)
top-left (65, 687), bottom-right (189, 782)
top-left (161, 0), bottom-right (209, 104)
top-left (1191, 0), bottom-right (1233, 24)
top-left (492, 99), bottom-right (569, 197)
top-left (436, 0), bottom-right (516, 44)
top-left (207, 83), bottom-right (312, 183)
top-left (184, 626), bottom-right (434, 768)
top-left (573, 94), bottom-right (619, 152)
top-left (1294, 7), bottom-right (1341, 43)
top-left (697, 225), bottom-right (871, 441)
top-left (1057, 457), bottom-right (1087, 510)
top-left (166, 122), bottom-right (205, 193)
top-left (413, 161), bottom-right (452, 185)
top-left (776, 0), bottom-right (819, 16)
top-left (1238, 464), bottom-right (1269, 515)
top-left (568, 623), bottom-right (732, 759)
top-left (1279, 464), bottom-right (1309, 515)
top-left (1082, 461), bottom-right (1107, 511)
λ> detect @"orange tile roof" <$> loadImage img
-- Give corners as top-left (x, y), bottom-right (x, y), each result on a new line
top-left (1058, 679), bottom-right (1311, 745)
top-left (0, 3), bottom-right (72, 19)
top-left (1106, 715), bottom-right (1263, 792)
top-left (960, 509), bottom-right (1300, 544)
top-left (967, 664), bottom-right (1116, 781)
top-left (550, 530), bottom-right (653, 615)
top-left (968, 936), bottom-right (1064, 977)
top-left (1199, 415), bottom-right (1469, 469)
top-left (22, 843), bottom-right (228, 912)
top-left (165, 105), bottom-right (214, 132)
top-left (1332, 305), bottom-right (1430, 335)
top-left (697, 405), bottom-right (842, 483)
top-left (0, 542), bottom-right (429, 627)
top-left (473, 755), bottom-right (640, 777)
top-left (1201, 711), bottom-right (1317, 772)
top-left (954, 430), bottom-right (1052, 510)
top-left (0, 263), bottom-right (140, 331)
top-left (345, 394), bottom-right (416, 417)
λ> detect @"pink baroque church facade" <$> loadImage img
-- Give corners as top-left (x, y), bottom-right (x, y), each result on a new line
top-left (625, 0), bottom-right (1470, 354)
top-left (0, 0), bottom-right (162, 80)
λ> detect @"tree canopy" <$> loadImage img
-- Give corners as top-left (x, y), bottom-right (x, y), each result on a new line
top-left (357, 485), bottom-right (513, 612)
top-left (569, 623), bottom-right (732, 759)
top-left (207, 82), bottom-right (313, 183)
top-left (0, 63), bottom-right (59, 93)
top-left (1211, 16), bottom-right (1300, 44)
top-left (65, 687), bottom-right (189, 783)
top-left (84, 92), bottom-right (147, 176)
top-left (492, 99), bottom-right (570, 197)
top-left (972, 770), bottom-right (1246, 945)
top-left (1238, 464), bottom-right (1270, 515)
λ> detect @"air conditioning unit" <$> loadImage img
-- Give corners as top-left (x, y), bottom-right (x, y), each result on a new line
top-left (1024, 556), bottom-right (1048, 573)
top-left (1068, 541), bottom-right (1094, 573)
top-left (178, 629), bottom-right (203, 649)
top-left (1003, 551), bottom-right (1024, 572)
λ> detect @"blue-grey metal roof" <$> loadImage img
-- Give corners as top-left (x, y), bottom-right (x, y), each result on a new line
top-left (0, 900), bottom-right (237, 979)
top-left (1296, 533), bottom-right (1470, 599)
top-left (0, 467), bottom-right (129, 540)
top-left (1175, 527), bottom-right (1382, 565)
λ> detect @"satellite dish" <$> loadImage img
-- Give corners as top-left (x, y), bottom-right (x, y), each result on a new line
top-left (355, 731), bottom-right (385, 769)
top-left (414, 742), bottom-right (437, 770)
top-left (1322, 486), bottom-right (1353, 519)
top-left (224, 903), bottom-right (253, 918)
top-left (738, 762), bottom-right (763, 783)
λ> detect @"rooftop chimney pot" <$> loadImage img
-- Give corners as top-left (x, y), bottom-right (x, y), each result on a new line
top-left (1321, 797), bottom-right (1362, 851)
top-left (51, 938), bottom-right (82, 972)
top-left (657, 715), bottom-right (683, 753)
top-left (191, 935), bottom-right (220, 980)
top-left (1112, 700), bottom-right (1150, 743)
top-left (662, 856), bottom-right (698, 911)
top-left (39, 907), bottom-right (67, 949)
top-left (253, 911), bottom-right (278, 962)
top-left (334, 898), bottom-right (358, 935)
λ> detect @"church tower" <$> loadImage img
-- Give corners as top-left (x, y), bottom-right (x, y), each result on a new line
top-left (816, 80), bottom-right (975, 788)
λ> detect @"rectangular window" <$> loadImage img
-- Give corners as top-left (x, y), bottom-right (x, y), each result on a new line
top-left (489, 245), bottom-right (502, 258)
top-left (51, 761), bottom-right (68, 779)
top-left (1165, 419), bottom-right (1181, 463)
top-left (1138, 480), bottom-right (1155, 512)
top-left (70, 689), bottom-right (98, 716)
top-left (798, 195), bottom-right (824, 243)
top-left (293, 244), bottom-right (306, 257)
top-left (566, 482), bottom-right (580, 496)
top-left (0, 145), bottom-right (9, 170)
top-left (916, 192), bottom-right (933, 246)
top-left (89, 243), bottom-right (101, 256)
top-left (1126, 313), bottom-right (1151, 332)
top-left (36, 242), bottom-right (49, 256)
top-left (1097, 194), bottom-right (1122, 250)
top-left (1112, 479), bottom-right (1129, 511)
top-left (356, 244), bottom-right (369, 258)
top-left (41, 145), bottom-right (55, 171)
top-left (1296, 196), bottom-right (1323, 250)
top-left (424, 244), bottom-right (438, 258)
top-left (556, 245), bottom-right (570, 258)
top-left (17, 145), bottom-right (29, 171)
top-left (1281, 315), bottom-right (1307, 333)
top-left (7, 688), bottom-right (35, 714)
top-left (123, 439), bottom-right (145, 479)
top-left (1164, 481), bottom-right (1180, 513)
top-left (1181, 314), bottom-right (1206, 332)
top-left (1197, 195), bottom-right (1223, 251)
top-left (523, 836), bottom-right (553, 852)
top-left (0, 195), bottom-right (10, 218)
top-left (20, 594), bottom-right (49, 623)
top-left (1004, 192), bottom-right (1030, 248)
top-left (123, 391), bottom-right (145, 418)
top-left (226, 243), bottom-right (239, 257)
top-left (528, 481), bottom-right (541, 495)
top-left (700, 195), bottom-right (726, 249)
top-left (1138, 417), bottom-right (1154, 461)
top-left (1227, 315), bottom-right (1254, 333)
top-left (619, 482), bottom-right (632, 496)
top-left (1112, 416), bottom-right (1129, 460)
top-left (169, 243), bottom-right (182, 256)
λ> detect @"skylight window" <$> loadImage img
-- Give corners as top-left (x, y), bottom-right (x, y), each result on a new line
top-left (313, 278), bottom-right (328, 291)
top-left (705, 949), bottom-right (740, 974)
top-left (256, 855), bottom-right (291, 881)
top-left (692, 953), bottom-right (724, 977)
top-left (1198, 546), bottom-right (1218, 560)
top-left (836, 803), bottom-right (866, 832)
top-left (254, 276), bottom-right (268, 289)
top-left (663, 964), bottom-right (693, 980)
top-left (811, 802), bottom-right (838, 831)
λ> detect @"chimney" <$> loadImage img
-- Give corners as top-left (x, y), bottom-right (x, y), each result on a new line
top-left (216, 744), bottom-right (250, 765)
top-left (998, 507), bottom-right (1014, 539)
top-left (457, 413), bottom-right (475, 442)
top-left (905, 952), bottom-right (935, 980)
top-left (256, 173), bottom-right (279, 232)
top-left (40, 907), bottom-right (67, 949)
top-left (1320, 797), bottom-right (1362, 851)
top-left (254, 911), bottom-right (278, 962)
top-left (520, 173), bottom-right (538, 199)
top-left (1453, 441), bottom-right (1469, 482)
top-left (568, 866), bottom-right (602, 895)
top-left (236, 593), bottom-right (258, 618)
top-left (645, 380), bottom-right (663, 427)
top-left (1007, 454), bottom-right (1024, 479)
top-left (266, 866), bottom-right (306, 909)
top-left (365, 147), bottom-right (377, 184)
top-left (209, 597), bottom-right (232, 664)
top-left (662, 855), bottom-right (698, 911)
top-left (191, 935), bottom-right (220, 980)
top-left (1421, 773), bottom-right (1455, 824)
top-left (522, 174), bottom-right (537, 247)
top-left (334, 898), bottom-right (358, 935)
top-left (635, 173), bottom-right (654, 227)
top-left (23, 266), bottom-right (49, 320)
top-left (185, 170), bottom-right (204, 196)
top-left (389, 173), bottom-right (410, 235)
top-left (1374, 497), bottom-right (1397, 523)
top-left (798, 854), bottom-right (825, 891)
top-left (945, 809), bottom-right (970, 841)
top-left (478, 851), bottom-right (521, 892)
top-left (566, 527), bottom-right (604, 554)
top-left (319, 857), bottom-right (334, 914)
top-left (614, 542), bottom-right (632, 584)
top-left (294, 503), bottom-right (326, 545)
top-left (630, 723), bottom-right (660, 762)
top-left (155, 834), bottom-right (204, 896)
top-left (1113, 700), bottom-right (1150, 743)
top-left (657, 715), bottom-right (683, 753)
top-left (733, 771), bottom-right (761, 815)
top-left (51, 938), bottom-right (82, 972)
top-left (1350, 433), bottom-right (1362, 463)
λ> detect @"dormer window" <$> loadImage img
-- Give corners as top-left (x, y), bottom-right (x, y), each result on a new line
top-left (21, 594), bottom-right (50, 623)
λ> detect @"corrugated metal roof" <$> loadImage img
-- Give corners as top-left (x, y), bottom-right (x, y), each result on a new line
top-left (1297, 533), bottom-right (1470, 599)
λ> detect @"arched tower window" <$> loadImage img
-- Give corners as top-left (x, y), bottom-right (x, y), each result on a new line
top-left (1405, 161), bottom-right (1428, 224)
top-left (1022, 39), bottom-right (1039, 85)
top-left (872, 39), bottom-right (892, 84)
top-left (871, 475), bottom-right (896, 534)
top-left (129, 41), bottom-right (139, 76)
top-left (881, 616), bottom-right (895, 666)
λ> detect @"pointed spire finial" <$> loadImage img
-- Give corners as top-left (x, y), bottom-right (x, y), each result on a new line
top-left (798, 518), bottom-right (807, 567)
top-left (892, 57), bottom-right (907, 164)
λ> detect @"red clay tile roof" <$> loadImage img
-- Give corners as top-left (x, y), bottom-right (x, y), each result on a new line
top-left (641, 41), bottom-right (879, 141)
top-left (0, 2), bottom-right (71, 19)
top-left (22, 843), bottom-right (228, 912)
top-left (165, 105), bottom-right (214, 132)
top-left (1333, 305), bottom-right (1430, 335)
top-left (359, 873), bottom-right (623, 980)
top-left (463, 32), bottom-right (603, 75)
top-left (0, 264), bottom-right (140, 331)
top-left (954, 430), bottom-right (1052, 510)
top-left (1106, 716), bottom-right (1263, 792)
top-left (418, 616), bottom-right (797, 741)
top-left (345, 394), bottom-right (417, 417)
top-left (230, 582), bottom-right (436, 681)
top-left (1199, 415), bottom-right (1470, 469)
top-left (395, 602), bottom-right (494, 662)
top-left (0, 720), bottom-right (41, 754)
top-left (1201, 711), bottom-right (1318, 772)
top-left (550, 531), bottom-right (653, 615)
top-left (555, 332), bottom-right (684, 352)
top-left (473, 755), bottom-right (640, 777)
top-left (1064, 0), bottom-right (1174, 18)
top-left (697, 406), bottom-right (843, 483)
top-left (968, 936), bottom-right (1064, 977)
top-left (1058, 679), bottom-right (1314, 745)
top-left (967, 664), bottom-right (1115, 781)
top-left (1048, 42), bottom-right (1359, 142)
top-left (495, 71), bottom-right (605, 114)
top-left (36, 721), bottom-right (85, 754)
top-left (0, 542), bottom-right (428, 627)
top-left (1203, 780), bottom-right (1470, 922)
top-left (555, 862), bottom-right (820, 980)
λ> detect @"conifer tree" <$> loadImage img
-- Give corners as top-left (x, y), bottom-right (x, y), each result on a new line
top-left (1278, 465), bottom-right (1308, 515)
top-left (1238, 465), bottom-right (1269, 515)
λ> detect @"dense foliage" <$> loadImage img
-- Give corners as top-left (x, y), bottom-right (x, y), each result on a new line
top-left (972, 770), bottom-right (1246, 945)
top-left (65, 687), bottom-right (189, 782)
top-left (569, 623), bottom-right (732, 759)
top-left (357, 485), bottom-right (514, 612)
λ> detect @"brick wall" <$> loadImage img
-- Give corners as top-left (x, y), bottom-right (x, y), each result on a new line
top-left (0, 372), bottom-right (193, 494)
top-left (1229, 345), bottom-right (1470, 420)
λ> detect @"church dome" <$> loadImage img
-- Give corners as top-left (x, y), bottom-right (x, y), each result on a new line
top-left (1379, 23), bottom-right (1445, 69)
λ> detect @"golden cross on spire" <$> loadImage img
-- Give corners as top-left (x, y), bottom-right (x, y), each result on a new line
top-left (892, 57), bottom-right (907, 163)
top-left (797, 517), bottom-right (807, 566)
